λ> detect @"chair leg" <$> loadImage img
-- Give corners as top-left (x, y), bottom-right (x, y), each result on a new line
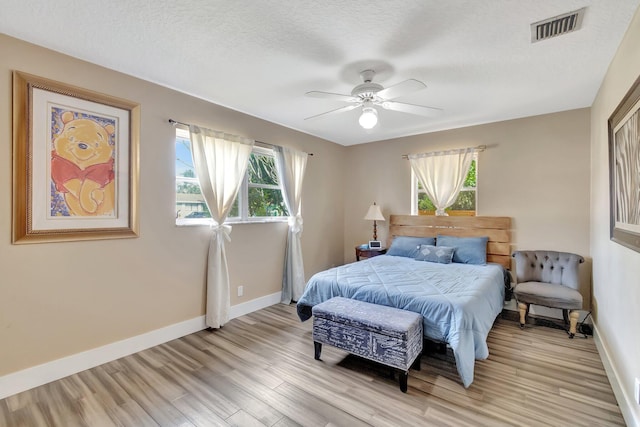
top-left (568, 310), bottom-right (580, 338)
top-left (518, 302), bottom-right (529, 329)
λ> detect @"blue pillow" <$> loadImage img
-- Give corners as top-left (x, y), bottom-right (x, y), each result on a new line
top-left (436, 235), bottom-right (489, 265)
top-left (415, 245), bottom-right (454, 264)
top-left (387, 236), bottom-right (436, 258)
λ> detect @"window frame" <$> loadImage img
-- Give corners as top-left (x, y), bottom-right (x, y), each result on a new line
top-left (175, 129), bottom-right (288, 226)
top-left (237, 145), bottom-right (289, 222)
top-left (410, 153), bottom-right (478, 216)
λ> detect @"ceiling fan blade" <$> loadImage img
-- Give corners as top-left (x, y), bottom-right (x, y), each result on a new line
top-left (304, 104), bottom-right (360, 120)
top-left (380, 101), bottom-right (442, 117)
top-left (376, 79), bottom-right (427, 100)
top-left (305, 91), bottom-right (359, 103)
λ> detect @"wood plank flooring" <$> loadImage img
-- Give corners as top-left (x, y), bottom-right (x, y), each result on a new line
top-left (0, 304), bottom-right (625, 426)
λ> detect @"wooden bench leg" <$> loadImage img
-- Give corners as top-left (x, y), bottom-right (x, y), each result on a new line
top-left (399, 371), bottom-right (408, 393)
top-left (314, 342), bottom-right (322, 360)
top-left (411, 354), bottom-right (421, 371)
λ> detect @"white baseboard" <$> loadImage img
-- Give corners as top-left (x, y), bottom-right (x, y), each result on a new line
top-left (229, 291), bottom-right (282, 319)
top-left (0, 291), bottom-right (281, 400)
top-left (593, 322), bottom-right (639, 427)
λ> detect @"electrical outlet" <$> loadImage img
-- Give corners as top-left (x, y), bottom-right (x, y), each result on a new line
top-left (635, 378), bottom-right (640, 405)
top-left (237, 286), bottom-right (244, 297)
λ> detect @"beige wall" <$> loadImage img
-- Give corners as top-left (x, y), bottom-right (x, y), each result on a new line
top-left (343, 109), bottom-right (592, 315)
top-left (0, 27), bottom-right (618, 395)
top-left (0, 35), bottom-right (346, 376)
top-left (590, 5), bottom-right (640, 425)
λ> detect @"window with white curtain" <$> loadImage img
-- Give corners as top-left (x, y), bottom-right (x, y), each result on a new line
top-left (411, 155), bottom-right (478, 216)
top-left (175, 128), bottom-right (288, 224)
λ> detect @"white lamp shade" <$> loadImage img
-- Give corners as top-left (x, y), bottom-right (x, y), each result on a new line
top-left (364, 204), bottom-right (385, 221)
top-left (358, 107), bottom-right (378, 129)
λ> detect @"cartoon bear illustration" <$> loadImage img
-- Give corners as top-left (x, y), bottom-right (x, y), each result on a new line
top-left (51, 111), bottom-right (116, 216)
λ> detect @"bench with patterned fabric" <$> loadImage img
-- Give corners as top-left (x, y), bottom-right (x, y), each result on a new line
top-left (312, 297), bottom-right (423, 392)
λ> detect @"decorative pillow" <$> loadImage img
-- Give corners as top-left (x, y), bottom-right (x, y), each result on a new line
top-left (414, 245), bottom-right (454, 264)
top-left (436, 235), bottom-right (489, 265)
top-left (387, 236), bottom-right (436, 258)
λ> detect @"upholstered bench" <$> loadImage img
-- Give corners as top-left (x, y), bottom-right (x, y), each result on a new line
top-left (312, 297), bottom-right (423, 392)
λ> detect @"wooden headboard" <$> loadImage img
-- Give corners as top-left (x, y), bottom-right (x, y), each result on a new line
top-left (388, 215), bottom-right (512, 269)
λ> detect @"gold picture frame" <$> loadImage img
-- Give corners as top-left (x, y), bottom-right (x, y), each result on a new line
top-left (12, 71), bottom-right (139, 244)
top-left (608, 73), bottom-right (640, 253)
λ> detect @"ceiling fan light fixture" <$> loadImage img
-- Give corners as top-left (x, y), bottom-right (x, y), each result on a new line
top-left (305, 69), bottom-right (437, 125)
top-left (359, 107), bottom-right (378, 129)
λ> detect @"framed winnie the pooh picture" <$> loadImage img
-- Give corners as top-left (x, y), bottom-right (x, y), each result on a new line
top-left (12, 71), bottom-right (140, 243)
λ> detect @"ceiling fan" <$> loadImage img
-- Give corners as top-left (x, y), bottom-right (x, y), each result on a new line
top-left (305, 69), bottom-right (442, 129)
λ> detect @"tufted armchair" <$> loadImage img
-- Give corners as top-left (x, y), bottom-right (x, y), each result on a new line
top-left (511, 250), bottom-right (584, 338)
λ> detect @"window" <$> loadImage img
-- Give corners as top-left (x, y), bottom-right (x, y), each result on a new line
top-left (175, 128), bottom-right (288, 224)
top-left (411, 156), bottom-right (477, 216)
top-left (243, 147), bottom-right (288, 218)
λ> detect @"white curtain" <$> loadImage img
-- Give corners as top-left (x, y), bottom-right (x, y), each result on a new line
top-left (274, 146), bottom-right (308, 303)
top-left (409, 148), bottom-right (474, 216)
top-left (189, 125), bottom-right (254, 328)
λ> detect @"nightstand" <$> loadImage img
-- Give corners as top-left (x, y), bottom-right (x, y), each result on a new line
top-left (355, 246), bottom-right (387, 261)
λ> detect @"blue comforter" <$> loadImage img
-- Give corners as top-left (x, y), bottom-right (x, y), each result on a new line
top-left (296, 255), bottom-right (505, 388)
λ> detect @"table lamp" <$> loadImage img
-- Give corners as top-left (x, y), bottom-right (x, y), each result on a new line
top-left (364, 202), bottom-right (385, 241)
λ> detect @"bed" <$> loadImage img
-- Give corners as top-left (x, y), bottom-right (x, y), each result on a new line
top-left (297, 215), bottom-right (511, 388)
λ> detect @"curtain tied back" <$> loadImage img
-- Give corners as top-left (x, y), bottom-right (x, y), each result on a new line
top-left (288, 215), bottom-right (303, 234)
top-left (211, 223), bottom-right (232, 243)
top-left (274, 146), bottom-right (308, 303)
top-left (189, 124), bottom-right (254, 328)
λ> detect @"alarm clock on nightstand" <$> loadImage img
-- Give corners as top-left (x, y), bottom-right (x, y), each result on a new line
top-left (368, 240), bottom-right (382, 249)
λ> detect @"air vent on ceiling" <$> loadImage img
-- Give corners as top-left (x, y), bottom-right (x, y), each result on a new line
top-left (531, 8), bottom-right (585, 43)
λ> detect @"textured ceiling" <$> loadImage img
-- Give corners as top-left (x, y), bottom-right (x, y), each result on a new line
top-left (1, 1), bottom-right (638, 146)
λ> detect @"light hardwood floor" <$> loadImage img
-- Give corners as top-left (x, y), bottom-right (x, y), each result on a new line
top-left (0, 304), bottom-right (625, 427)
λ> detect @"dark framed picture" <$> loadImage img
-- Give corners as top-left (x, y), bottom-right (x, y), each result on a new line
top-left (12, 71), bottom-right (140, 244)
top-left (608, 73), bottom-right (640, 253)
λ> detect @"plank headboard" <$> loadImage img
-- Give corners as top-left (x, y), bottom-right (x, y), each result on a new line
top-left (388, 215), bottom-right (512, 269)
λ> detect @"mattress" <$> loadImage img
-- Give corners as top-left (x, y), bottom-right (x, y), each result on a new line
top-left (296, 254), bottom-right (506, 387)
